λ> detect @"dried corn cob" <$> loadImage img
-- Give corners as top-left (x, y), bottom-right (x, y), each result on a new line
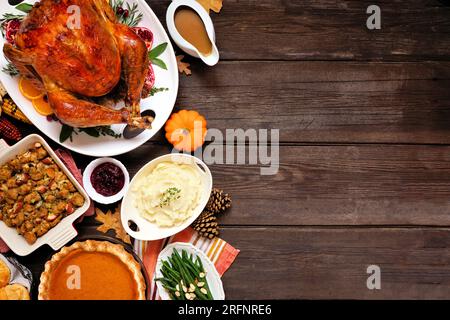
top-left (0, 117), bottom-right (22, 142)
top-left (1, 98), bottom-right (31, 124)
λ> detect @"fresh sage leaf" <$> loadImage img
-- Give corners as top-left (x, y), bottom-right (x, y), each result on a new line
top-left (79, 127), bottom-right (100, 137)
top-left (148, 42), bottom-right (168, 60)
top-left (15, 3), bottom-right (33, 13)
top-left (151, 57), bottom-right (167, 70)
top-left (59, 124), bottom-right (74, 143)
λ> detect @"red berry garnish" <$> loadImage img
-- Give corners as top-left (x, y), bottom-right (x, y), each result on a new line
top-left (123, 9), bottom-right (129, 18)
top-left (141, 64), bottom-right (155, 98)
top-left (5, 19), bottom-right (21, 45)
top-left (131, 27), bottom-right (154, 50)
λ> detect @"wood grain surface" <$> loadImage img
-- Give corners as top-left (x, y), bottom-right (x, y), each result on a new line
top-left (149, 0), bottom-right (450, 61)
top-left (174, 61), bottom-right (450, 144)
top-left (5, 0), bottom-right (450, 299)
top-left (220, 227), bottom-right (450, 299)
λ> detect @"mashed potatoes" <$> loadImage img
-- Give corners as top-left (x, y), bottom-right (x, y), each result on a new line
top-left (132, 161), bottom-right (203, 227)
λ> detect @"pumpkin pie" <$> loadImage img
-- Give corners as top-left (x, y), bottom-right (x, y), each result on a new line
top-left (38, 240), bottom-right (146, 300)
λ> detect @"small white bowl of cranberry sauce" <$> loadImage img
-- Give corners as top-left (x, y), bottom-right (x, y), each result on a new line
top-left (82, 157), bottom-right (130, 204)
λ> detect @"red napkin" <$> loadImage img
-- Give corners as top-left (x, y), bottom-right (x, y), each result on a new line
top-left (0, 238), bottom-right (9, 253)
top-left (0, 142), bottom-right (94, 253)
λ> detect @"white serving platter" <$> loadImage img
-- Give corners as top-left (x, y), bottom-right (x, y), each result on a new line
top-left (121, 153), bottom-right (212, 241)
top-left (0, 134), bottom-right (91, 256)
top-left (155, 242), bottom-right (225, 300)
top-left (0, 0), bottom-right (178, 156)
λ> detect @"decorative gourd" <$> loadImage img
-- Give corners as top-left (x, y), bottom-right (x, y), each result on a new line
top-left (165, 110), bottom-right (207, 152)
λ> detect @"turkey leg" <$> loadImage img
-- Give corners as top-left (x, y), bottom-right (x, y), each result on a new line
top-left (47, 86), bottom-right (153, 128)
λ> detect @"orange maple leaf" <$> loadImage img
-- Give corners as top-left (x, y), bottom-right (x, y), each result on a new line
top-left (95, 206), bottom-right (131, 244)
top-left (196, 0), bottom-right (223, 13)
top-left (176, 55), bottom-right (192, 76)
top-left (95, 208), bottom-right (117, 233)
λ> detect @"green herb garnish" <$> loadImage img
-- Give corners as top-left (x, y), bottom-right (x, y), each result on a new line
top-left (109, 0), bottom-right (143, 27)
top-left (148, 42), bottom-right (168, 70)
top-left (0, 12), bottom-right (24, 23)
top-left (15, 3), bottom-right (33, 14)
top-left (0, 3), bottom-right (32, 37)
top-left (148, 87), bottom-right (169, 97)
top-left (159, 187), bottom-right (181, 208)
top-left (2, 63), bottom-right (19, 77)
top-left (59, 125), bottom-right (121, 143)
top-left (59, 124), bottom-right (75, 143)
top-left (0, 13), bottom-right (24, 37)
top-left (79, 126), bottom-right (122, 139)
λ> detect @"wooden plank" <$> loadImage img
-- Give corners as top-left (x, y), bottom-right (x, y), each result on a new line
top-left (148, 0), bottom-right (450, 61)
top-left (220, 227), bottom-right (450, 299)
top-left (111, 143), bottom-right (450, 226)
top-left (172, 61), bottom-right (450, 144)
top-left (8, 60), bottom-right (450, 145)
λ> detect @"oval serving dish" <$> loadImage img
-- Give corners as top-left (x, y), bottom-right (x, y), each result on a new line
top-left (121, 153), bottom-right (212, 241)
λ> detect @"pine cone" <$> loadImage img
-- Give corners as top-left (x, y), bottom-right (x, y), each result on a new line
top-left (197, 210), bottom-right (215, 221)
top-left (205, 188), bottom-right (232, 215)
top-left (192, 212), bottom-right (220, 239)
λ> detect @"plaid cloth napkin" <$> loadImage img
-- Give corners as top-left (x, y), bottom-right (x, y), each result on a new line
top-left (0, 140), bottom-right (94, 253)
top-left (134, 227), bottom-right (239, 300)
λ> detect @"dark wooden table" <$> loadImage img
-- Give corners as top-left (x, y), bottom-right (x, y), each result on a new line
top-left (7, 0), bottom-right (450, 299)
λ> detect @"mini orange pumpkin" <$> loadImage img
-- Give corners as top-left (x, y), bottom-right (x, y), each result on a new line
top-left (165, 110), bottom-right (207, 152)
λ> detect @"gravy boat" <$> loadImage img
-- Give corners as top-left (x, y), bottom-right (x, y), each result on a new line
top-left (166, 0), bottom-right (220, 66)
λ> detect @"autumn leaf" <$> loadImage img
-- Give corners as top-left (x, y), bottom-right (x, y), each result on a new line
top-left (115, 226), bottom-right (132, 245)
top-left (95, 206), bottom-right (131, 244)
top-left (95, 208), bottom-right (118, 233)
top-left (176, 55), bottom-right (192, 76)
top-left (196, 0), bottom-right (223, 13)
top-left (111, 205), bottom-right (132, 244)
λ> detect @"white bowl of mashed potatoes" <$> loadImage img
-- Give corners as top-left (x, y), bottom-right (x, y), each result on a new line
top-left (121, 154), bottom-right (212, 240)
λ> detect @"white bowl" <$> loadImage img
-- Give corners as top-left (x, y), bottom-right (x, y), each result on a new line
top-left (166, 0), bottom-right (220, 66)
top-left (82, 157), bottom-right (130, 204)
top-left (0, 134), bottom-right (91, 256)
top-left (155, 242), bottom-right (225, 300)
top-left (121, 154), bottom-right (212, 241)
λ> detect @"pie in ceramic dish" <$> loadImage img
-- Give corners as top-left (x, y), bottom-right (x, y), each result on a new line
top-left (38, 240), bottom-right (146, 300)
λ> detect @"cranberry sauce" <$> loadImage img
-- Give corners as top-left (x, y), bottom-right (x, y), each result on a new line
top-left (90, 162), bottom-right (125, 197)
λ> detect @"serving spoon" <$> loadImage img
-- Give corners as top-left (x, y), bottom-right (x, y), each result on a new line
top-left (122, 109), bottom-right (155, 139)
